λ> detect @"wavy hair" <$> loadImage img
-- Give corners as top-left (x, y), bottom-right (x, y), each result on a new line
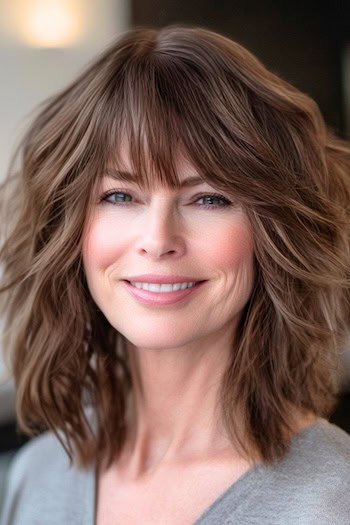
top-left (1, 25), bottom-right (349, 466)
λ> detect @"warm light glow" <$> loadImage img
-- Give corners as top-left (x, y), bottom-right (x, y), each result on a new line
top-left (8, 0), bottom-right (85, 47)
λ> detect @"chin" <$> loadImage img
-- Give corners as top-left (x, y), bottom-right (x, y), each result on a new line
top-left (116, 326), bottom-right (196, 352)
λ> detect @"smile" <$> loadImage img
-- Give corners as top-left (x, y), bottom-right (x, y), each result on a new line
top-left (124, 280), bottom-right (206, 306)
top-left (129, 281), bottom-right (198, 292)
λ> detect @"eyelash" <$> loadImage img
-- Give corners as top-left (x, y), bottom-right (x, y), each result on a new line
top-left (99, 190), bottom-right (232, 210)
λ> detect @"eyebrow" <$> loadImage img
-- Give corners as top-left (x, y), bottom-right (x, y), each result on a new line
top-left (104, 169), bottom-right (205, 188)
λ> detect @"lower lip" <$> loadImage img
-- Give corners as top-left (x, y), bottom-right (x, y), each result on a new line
top-left (123, 280), bottom-right (206, 306)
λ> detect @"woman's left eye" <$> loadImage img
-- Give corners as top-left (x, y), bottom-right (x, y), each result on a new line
top-left (195, 194), bottom-right (232, 209)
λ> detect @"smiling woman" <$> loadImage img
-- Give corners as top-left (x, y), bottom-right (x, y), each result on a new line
top-left (0, 25), bottom-right (350, 525)
top-left (82, 149), bottom-right (255, 348)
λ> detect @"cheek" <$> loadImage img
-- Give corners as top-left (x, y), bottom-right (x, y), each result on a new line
top-left (82, 215), bottom-right (128, 272)
top-left (204, 216), bottom-right (255, 313)
top-left (203, 216), bottom-right (254, 271)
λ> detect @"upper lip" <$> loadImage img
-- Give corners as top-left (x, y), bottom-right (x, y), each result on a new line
top-left (123, 274), bottom-right (205, 284)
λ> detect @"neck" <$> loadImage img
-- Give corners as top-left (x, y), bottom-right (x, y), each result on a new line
top-left (120, 330), bottom-right (238, 477)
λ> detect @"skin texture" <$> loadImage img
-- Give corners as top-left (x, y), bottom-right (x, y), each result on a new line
top-left (82, 148), bottom-right (316, 523)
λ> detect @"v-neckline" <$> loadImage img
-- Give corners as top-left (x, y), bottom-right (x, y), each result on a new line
top-left (90, 418), bottom-right (325, 525)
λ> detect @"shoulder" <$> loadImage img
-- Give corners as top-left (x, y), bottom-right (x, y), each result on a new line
top-left (258, 420), bottom-right (350, 524)
top-left (213, 420), bottom-right (350, 525)
top-left (8, 431), bottom-right (68, 476)
top-left (282, 419), bottom-right (350, 483)
top-left (0, 432), bottom-right (95, 525)
top-left (4, 431), bottom-right (71, 496)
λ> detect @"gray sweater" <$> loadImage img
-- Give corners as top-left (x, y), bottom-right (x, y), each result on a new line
top-left (1, 419), bottom-right (350, 524)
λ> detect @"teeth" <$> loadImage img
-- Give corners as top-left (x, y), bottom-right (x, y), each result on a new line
top-left (130, 282), bottom-right (197, 292)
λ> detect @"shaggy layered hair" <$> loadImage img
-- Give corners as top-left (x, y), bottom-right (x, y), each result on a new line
top-left (1, 25), bottom-right (349, 467)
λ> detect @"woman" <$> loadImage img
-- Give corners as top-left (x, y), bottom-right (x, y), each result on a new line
top-left (0, 25), bottom-right (350, 524)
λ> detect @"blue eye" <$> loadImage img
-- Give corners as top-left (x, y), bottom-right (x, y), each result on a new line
top-left (196, 194), bottom-right (232, 209)
top-left (101, 191), bottom-right (132, 204)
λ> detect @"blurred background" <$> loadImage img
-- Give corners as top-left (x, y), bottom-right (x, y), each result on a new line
top-left (1, 0), bottom-right (350, 506)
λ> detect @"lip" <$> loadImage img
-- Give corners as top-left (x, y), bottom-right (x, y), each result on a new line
top-left (123, 280), bottom-right (206, 306)
top-left (123, 274), bottom-right (205, 284)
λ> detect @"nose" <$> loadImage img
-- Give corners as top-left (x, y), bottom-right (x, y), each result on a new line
top-left (135, 199), bottom-right (186, 260)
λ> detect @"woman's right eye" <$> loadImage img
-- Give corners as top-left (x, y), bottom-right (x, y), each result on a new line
top-left (100, 191), bottom-right (133, 204)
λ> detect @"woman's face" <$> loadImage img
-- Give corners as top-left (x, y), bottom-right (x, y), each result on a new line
top-left (82, 148), bottom-right (255, 351)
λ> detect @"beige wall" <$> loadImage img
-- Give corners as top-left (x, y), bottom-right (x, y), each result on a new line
top-left (0, 0), bottom-right (130, 181)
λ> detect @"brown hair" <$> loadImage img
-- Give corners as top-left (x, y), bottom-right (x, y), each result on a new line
top-left (1, 25), bottom-right (349, 466)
